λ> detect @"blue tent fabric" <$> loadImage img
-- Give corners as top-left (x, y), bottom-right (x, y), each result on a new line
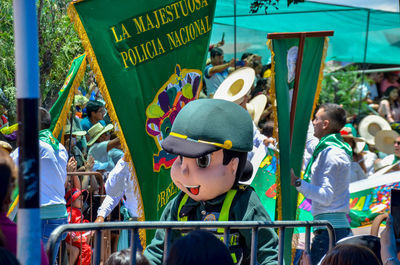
top-left (210, 0), bottom-right (400, 64)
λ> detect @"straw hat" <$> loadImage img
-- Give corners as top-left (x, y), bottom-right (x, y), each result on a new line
top-left (63, 123), bottom-right (87, 136)
top-left (374, 130), bottom-right (399, 154)
top-left (214, 67), bottom-right (255, 104)
top-left (340, 127), bottom-right (366, 154)
top-left (87, 123), bottom-right (113, 146)
top-left (373, 155), bottom-right (399, 177)
top-left (74, 95), bottom-right (89, 106)
top-left (358, 115), bottom-right (391, 145)
top-left (246, 94), bottom-right (267, 125)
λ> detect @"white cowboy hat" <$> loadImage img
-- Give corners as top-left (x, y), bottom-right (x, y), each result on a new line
top-left (374, 130), bottom-right (399, 155)
top-left (246, 94), bottom-right (267, 126)
top-left (372, 156), bottom-right (399, 177)
top-left (63, 123), bottom-right (87, 137)
top-left (87, 123), bottom-right (113, 146)
top-left (340, 127), bottom-right (366, 154)
top-left (214, 67), bottom-right (255, 104)
top-left (358, 115), bottom-right (391, 145)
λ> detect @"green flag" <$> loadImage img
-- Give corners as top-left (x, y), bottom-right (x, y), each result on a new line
top-left (68, 0), bottom-right (216, 244)
top-left (7, 54), bottom-right (87, 221)
top-left (50, 53), bottom-right (87, 139)
top-left (268, 33), bottom-right (329, 263)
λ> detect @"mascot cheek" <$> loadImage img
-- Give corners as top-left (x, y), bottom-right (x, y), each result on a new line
top-left (170, 159), bottom-right (185, 191)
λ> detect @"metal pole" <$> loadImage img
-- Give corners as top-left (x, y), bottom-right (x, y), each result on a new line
top-left (250, 227), bottom-right (258, 265)
top-left (234, 0), bottom-right (237, 69)
top-left (13, 0), bottom-right (41, 264)
top-left (131, 228), bottom-right (138, 265)
top-left (163, 228), bottom-right (172, 263)
top-left (305, 226), bottom-right (311, 254)
top-left (278, 227), bottom-right (285, 265)
top-left (93, 230), bottom-right (102, 264)
top-left (358, 9), bottom-right (370, 116)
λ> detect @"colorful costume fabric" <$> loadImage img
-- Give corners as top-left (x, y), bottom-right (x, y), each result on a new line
top-left (66, 207), bottom-right (92, 265)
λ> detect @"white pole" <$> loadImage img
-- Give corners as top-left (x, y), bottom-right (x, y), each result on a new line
top-left (13, 0), bottom-right (41, 264)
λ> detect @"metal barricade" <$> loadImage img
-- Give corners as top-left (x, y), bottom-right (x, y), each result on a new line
top-left (67, 171), bottom-right (105, 196)
top-left (47, 220), bottom-right (335, 265)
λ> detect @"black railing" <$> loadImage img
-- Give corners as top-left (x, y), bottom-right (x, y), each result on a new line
top-left (47, 220), bottom-right (335, 265)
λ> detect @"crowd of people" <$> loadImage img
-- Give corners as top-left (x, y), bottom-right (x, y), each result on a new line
top-left (0, 42), bottom-right (400, 265)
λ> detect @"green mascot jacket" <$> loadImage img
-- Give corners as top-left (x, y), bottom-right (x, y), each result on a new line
top-left (143, 186), bottom-right (279, 265)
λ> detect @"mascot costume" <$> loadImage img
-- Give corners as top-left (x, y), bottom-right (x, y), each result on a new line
top-left (144, 99), bottom-right (279, 265)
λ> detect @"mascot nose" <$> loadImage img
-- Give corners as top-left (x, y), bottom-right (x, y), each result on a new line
top-left (180, 158), bottom-right (189, 177)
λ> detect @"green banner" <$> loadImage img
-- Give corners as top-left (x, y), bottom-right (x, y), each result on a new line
top-left (68, 0), bottom-right (216, 244)
top-left (7, 54), bottom-right (87, 221)
top-left (50, 54), bottom-right (87, 139)
top-left (269, 35), bottom-right (327, 264)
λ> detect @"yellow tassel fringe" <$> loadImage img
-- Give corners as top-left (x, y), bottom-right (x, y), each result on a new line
top-left (52, 54), bottom-right (87, 140)
top-left (266, 39), bottom-right (282, 222)
top-left (68, 2), bottom-right (146, 247)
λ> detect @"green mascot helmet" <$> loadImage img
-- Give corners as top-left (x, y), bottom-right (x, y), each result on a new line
top-left (162, 98), bottom-right (254, 183)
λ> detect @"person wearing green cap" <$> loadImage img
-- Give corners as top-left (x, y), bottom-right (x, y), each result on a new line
top-left (144, 99), bottom-right (279, 265)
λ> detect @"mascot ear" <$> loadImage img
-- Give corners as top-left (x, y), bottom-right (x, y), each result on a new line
top-left (228, 157), bottom-right (239, 177)
top-left (239, 160), bottom-right (253, 182)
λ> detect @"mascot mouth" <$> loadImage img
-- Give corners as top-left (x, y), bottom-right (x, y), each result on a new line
top-left (184, 185), bottom-right (200, 195)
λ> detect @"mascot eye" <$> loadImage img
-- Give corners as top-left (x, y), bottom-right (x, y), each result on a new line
top-left (196, 154), bottom-right (211, 168)
top-left (179, 155), bottom-right (183, 163)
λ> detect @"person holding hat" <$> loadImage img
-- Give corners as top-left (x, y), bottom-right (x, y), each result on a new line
top-left (64, 123), bottom-right (89, 168)
top-left (65, 188), bottom-right (92, 265)
top-left (204, 48), bottom-right (236, 97)
top-left (144, 99), bottom-right (279, 265)
top-left (87, 122), bottom-right (121, 173)
top-left (291, 103), bottom-right (353, 265)
top-left (63, 123), bottom-right (96, 191)
top-left (80, 100), bottom-right (107, 132)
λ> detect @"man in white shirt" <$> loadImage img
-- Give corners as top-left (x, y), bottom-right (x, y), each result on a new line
top-left (94, 156), bottom-right (140, 250)
top-left (11, 108), bottom-right (70, 262)
top-left (95, 157), bottom-right (138, 221)
top-left (291, 103), bottom-right (353, 265)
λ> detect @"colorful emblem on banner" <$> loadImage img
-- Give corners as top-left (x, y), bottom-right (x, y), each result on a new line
top-left (251, 148), bottom-right (278, 220)
top-left (145, 65), bottom-right (202, 171)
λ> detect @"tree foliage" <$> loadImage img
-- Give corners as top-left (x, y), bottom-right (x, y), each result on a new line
top-left (0, 0), bottom-right (84, 122)
top-left (319, 65), bottom-right (370, 117)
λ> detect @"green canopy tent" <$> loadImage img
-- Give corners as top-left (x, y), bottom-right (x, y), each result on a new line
top-left (210, 0), bottom-right (400, 65)
top-left (209, 1), bottom-right (400, 263)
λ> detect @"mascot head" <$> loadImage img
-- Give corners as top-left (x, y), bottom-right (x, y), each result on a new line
top-left (162, 99), bottom-right (253, 201)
